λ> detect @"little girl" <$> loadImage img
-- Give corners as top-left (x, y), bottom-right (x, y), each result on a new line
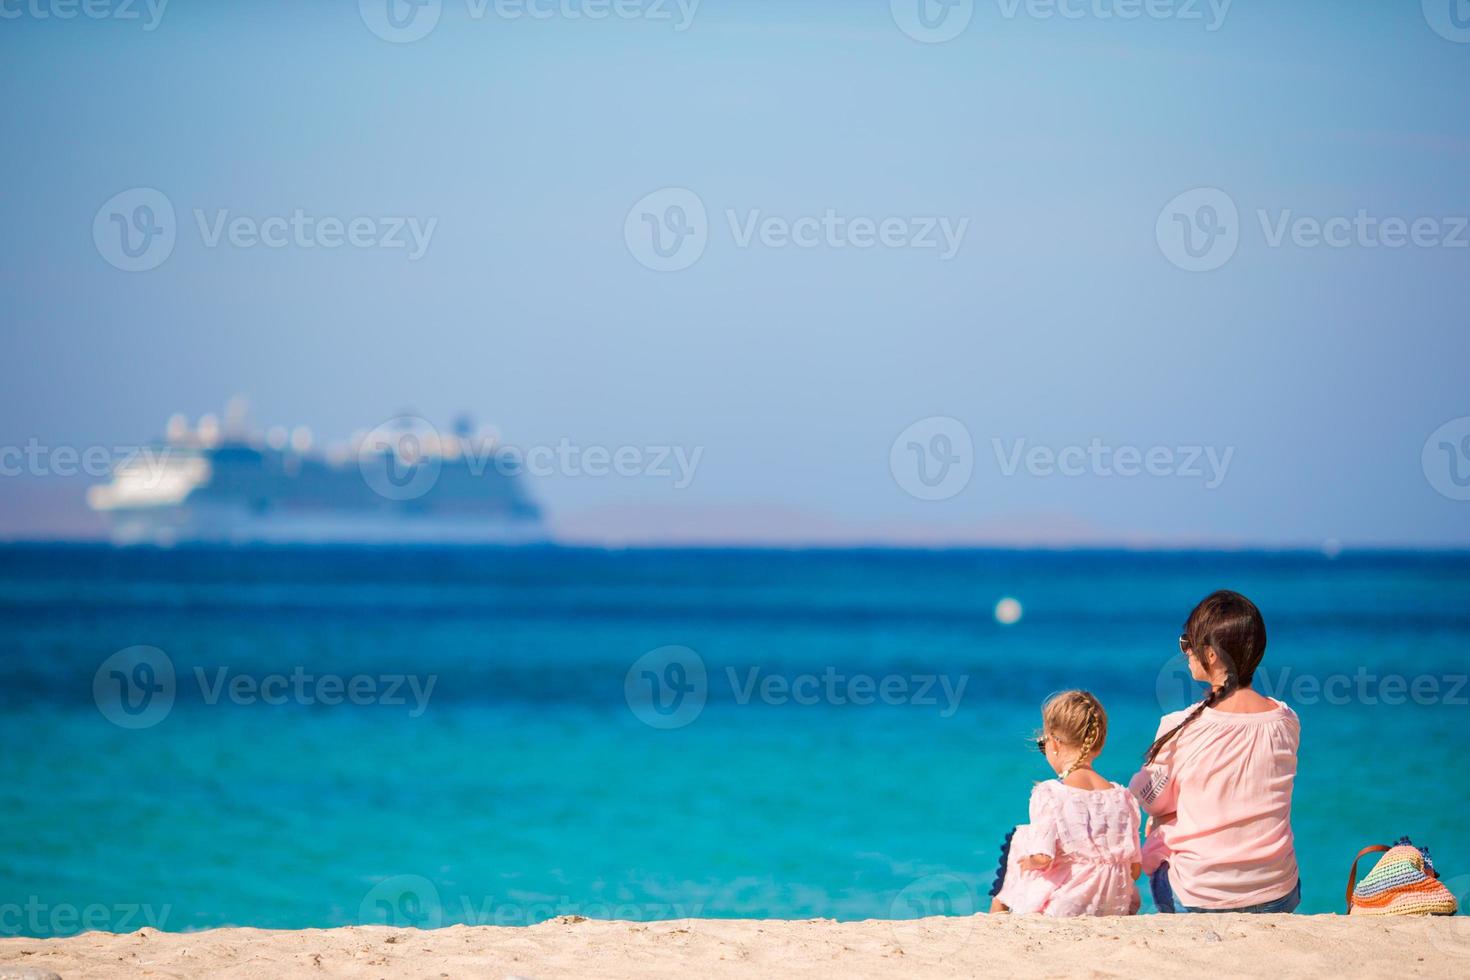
top-left (1129, 590), bottom-right (1300, 913)
top-left (991, 690), bottom-right (1142, 916)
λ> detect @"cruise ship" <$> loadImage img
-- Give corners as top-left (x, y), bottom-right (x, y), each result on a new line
top-left (87, 403), bottom-right (546, 545)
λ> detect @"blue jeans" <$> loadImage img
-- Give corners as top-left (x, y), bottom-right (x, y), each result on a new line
top-left (1150, 862), bottom-right (1301, 913)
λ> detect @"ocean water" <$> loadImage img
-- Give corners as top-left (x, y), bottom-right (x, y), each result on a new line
top-left (2, 545), bottom-right (1468, 936)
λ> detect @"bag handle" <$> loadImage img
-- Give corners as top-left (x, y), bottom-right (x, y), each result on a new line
top-left (1346, 844), bottom-right (1390, 912)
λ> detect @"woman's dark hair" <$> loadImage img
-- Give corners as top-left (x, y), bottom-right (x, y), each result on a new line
top-left (1144, 590), bottom-right (1267, 764)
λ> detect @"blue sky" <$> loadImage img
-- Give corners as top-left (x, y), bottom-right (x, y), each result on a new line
top-left (1, 1), bottom-right (1468, 546)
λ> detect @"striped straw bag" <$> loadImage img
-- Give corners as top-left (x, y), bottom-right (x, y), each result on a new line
top-left (1347, 837), bottom-right (1458, 916)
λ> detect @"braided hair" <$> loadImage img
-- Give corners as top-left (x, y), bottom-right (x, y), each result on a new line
top-left (1144, 590), bottom-right (1267, 765)
top-left (1040, 690), bottom-right (1107, 780)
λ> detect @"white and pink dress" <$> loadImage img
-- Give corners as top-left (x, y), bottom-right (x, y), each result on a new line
top-left (995, 780), bottom-right (1142, 916)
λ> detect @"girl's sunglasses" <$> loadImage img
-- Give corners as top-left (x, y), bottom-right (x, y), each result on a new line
top-left (1034, 735), bottom-right (1048, 754)
top-left (1178, 633), bottom-right (1192, 655)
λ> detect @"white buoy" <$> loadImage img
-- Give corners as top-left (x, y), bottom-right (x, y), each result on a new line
top-left (994, 597), bottom-right (1023, 625)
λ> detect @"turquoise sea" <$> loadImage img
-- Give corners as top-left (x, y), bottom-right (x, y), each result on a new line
top-left (2, 546), bottom-right (1467, 936)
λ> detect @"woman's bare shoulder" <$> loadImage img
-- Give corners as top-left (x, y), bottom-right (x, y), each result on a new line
top-left (1213, 688), bottom-right (1279, 713)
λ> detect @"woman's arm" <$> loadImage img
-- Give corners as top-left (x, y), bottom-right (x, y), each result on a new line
top-left (1129, 718), bottom-right (1183, 816)
top-left (1128, 765), bottom-right (1178, 816)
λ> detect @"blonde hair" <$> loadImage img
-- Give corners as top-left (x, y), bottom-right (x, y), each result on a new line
top-left (1040, 690), bottom-right (1107, 777)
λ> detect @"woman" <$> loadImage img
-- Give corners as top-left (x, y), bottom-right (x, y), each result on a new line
top-left (1129, 590), bottom-right (1301, 913)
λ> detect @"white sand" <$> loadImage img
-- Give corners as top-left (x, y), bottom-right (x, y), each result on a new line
top-left (4, 914), bottom-right (1469, 979)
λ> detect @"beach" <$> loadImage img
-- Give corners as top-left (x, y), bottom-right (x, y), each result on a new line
top-left (4, 914), bottom-right (1469, 979)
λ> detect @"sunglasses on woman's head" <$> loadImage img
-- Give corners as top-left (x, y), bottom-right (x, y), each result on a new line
top-left (1178, 633), bottom-right (1192, 655)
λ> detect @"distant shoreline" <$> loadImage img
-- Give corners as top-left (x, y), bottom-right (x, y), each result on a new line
top-left (3, 539), bottom-right (1470, 557)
